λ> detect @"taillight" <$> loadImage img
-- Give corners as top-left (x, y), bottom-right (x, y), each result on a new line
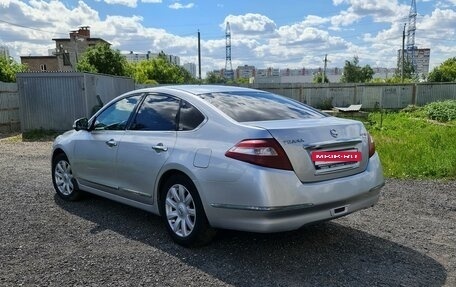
top-left (225, 139), bottom-right (293, 170)
top-left (368, 133), bottom-right (376, 158)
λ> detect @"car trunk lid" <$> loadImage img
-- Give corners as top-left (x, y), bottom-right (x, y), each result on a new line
top-left (244, 117), bottom-right (370, 182)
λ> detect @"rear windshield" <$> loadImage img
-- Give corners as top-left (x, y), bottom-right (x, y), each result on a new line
top-left (198, 91), bottom-right (326, 122)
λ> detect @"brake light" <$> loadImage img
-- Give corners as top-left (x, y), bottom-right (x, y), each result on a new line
top-left (368, 133), bottom-right (376, 158)
top-left (225, 139), bottom-right (293, 170)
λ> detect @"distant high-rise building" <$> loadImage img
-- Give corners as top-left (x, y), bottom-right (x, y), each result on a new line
top-left (123, 51), bottom-right (180, 66)
top-left (397, 48), bottom-right (430, 77)
top-left (183, 63), bottom-right (197, 78)
top-left (124, 51), bottom-right (153, 63)
top-left (166, 54), bottom-right (180, 66)
top-left (236, 65), bottom-right (256, 79)
top-left (0, 46), bottom-right (10, 58)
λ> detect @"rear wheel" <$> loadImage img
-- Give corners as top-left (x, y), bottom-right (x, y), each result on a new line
top-left (160, 174), bottom-right (215, 247)
top-left (52, 153), bottom-right (83, 201)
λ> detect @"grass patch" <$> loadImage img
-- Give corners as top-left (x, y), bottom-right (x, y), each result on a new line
top-left (0, 132), bottom-right (22, 143)
top-left (367, 112), bottom-right (456, 179)
top-left (22, 129), bottom-right (60, 142)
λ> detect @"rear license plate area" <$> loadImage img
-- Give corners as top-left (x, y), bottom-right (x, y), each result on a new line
top-left (312, 149), bottom-right (361, 170)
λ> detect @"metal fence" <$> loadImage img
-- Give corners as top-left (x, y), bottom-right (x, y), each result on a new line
top-left (0, 82), bottom-right (20, 133)
top-left (17, 73), bottom-right (134, 132)
top-left (248, 83), bottom-right (455, 110)
top-left (2, 78), bottom-right (455, 133)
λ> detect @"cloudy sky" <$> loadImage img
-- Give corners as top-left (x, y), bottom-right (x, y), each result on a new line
top-left (0, 0), bottom-right (455, 76)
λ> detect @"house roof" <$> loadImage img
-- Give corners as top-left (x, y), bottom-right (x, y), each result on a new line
top-left (51, 38), bottom-right (110, 45)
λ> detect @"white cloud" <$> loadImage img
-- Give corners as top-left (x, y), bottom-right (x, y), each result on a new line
top-left (1, 0), bottom-right (455, 75)
top-left (169, 2), bottom-right (194, 9)
top-left (435, 1), bottom-right (449, 8)
top-left (142, 0), bottom-right (162, 3)
top-left (302, 15), bottom-right (330, 27)
top-left (222, 13), bottom-right (277, 36)
top-left (104, 0), bottom-right (137, 8)
top-left (330, 0), bottom-right (409, 29)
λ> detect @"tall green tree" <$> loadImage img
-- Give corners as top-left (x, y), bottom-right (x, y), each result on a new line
top-left (340, 56), bottom-right (374, 83)
top-left (205, 72), bottom-right (226, 84)
top-left (428, 57), bottom-right (456, 82)
top-left (128, 57), bottom-right (195, 84)
top-left (392, 56), bottom-right (416, 82)
top-left (0, 56), bottom-right (27, 82)
top-left (77, 43), bottom-right (128, 76)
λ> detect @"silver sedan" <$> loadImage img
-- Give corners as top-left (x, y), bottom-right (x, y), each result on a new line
top-left (52, 85), bottom-right (384, 246)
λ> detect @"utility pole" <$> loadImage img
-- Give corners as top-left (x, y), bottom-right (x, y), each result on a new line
top-left (402, 23), bottom-right (406, 83)
top-left (322, 54), bottom-right (328, 84)
top-left (198, 30), bottom-right (201, 80)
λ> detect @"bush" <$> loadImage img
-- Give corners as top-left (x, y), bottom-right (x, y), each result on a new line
top-left (315, 98), bottom-right (333, 110)
top-left (423, 100), bottom-right (456, 122)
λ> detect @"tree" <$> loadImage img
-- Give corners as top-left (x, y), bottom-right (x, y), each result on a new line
top-left (128, 57), bottom-right (195, 84)
top-left (428, 57), bottom-right (456, 82)
top-left (313, 72), bottom-right (329, 83)
top-left (0, 56), bottom-right (27, 82)
top-left (390, 56), bottom-right (416, 82)
top-left (77, 43), bottom-right (128, 76)
top-left (340, 57), bottom-right (374, 83)
top-left (205, 72), bottom-right (226, 84)
top-left (232, 77), bottom-right (250, 85)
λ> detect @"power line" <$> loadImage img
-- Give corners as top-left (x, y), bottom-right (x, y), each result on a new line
top-left (0, 19), bottom-right (68, 35)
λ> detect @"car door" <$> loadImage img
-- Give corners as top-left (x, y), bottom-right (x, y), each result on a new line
top-left (115, 93), bottom-right (180, 204)
top-left (72, 94), bottom-right (142, 193)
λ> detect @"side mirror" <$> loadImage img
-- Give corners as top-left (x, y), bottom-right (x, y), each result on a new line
top-left (73, 118), bottom-right (89, 131)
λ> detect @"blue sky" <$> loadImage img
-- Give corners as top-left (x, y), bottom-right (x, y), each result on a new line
top-left (1, 0), bottom-right (455, 76)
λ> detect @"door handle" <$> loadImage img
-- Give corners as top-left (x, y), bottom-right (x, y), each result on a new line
top-left (152, 143), bottom-right (168, 153)
top-left (105, 139), bottom-right (117, 147)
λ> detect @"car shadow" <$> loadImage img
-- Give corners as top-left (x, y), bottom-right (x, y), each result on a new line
top-left (55, 194), bottom-right (447, 287)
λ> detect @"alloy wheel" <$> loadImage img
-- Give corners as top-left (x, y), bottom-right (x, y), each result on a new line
top-left (165, 184), bottom-right (196, 237)
top-left (54, 160), bottom-right (74, 196)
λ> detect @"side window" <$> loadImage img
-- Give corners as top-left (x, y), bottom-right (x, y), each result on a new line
top-left (94, 95), bottom-right (141, 131)
top-left (179, 101), bottom-right (205, 131)
top-left (131, 94), bottom-right (180, 131)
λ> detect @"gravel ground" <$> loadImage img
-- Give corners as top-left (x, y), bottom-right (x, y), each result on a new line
top-left (0, 139), bottom-right (455, 287)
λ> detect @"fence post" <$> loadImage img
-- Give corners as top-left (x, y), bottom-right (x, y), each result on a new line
top-left (412, 84), bottom-right (417, 106)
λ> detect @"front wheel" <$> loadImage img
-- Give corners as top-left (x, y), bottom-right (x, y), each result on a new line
top-left (159, 174), bottom-right (215, 247)
top-left (52, 153), bottom-right (83, 201)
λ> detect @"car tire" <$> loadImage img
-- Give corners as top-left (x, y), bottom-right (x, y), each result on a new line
top-left (159, 174), bottom-right (216, 247)
top-left (52, 153), bottom-right (83, 201)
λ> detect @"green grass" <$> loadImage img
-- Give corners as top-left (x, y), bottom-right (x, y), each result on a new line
top-left (22, 129), bottom-right (60, 142)
top-left (366, 112), bottom-right (456, 179)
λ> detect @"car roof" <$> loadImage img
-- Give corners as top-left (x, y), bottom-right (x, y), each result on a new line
top-left (138, 85), bottom-right (263, 96)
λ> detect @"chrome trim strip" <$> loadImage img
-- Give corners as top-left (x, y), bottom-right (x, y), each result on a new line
top-left (303, 139), bottom-right (362, 150)
top-left (78, 178), bottom-right (119, 190)
top-left (210, 203), bottom-right (314, 211)
top-left (314, 162), bottom-right (360, 175)
top-left (120, 187), bottom-right (152, 198)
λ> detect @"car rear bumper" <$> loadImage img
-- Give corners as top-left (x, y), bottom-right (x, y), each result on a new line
top-left (207, 183), bottom-right (382, 232)
top-left (200, 153), bottom-right (384, 233)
